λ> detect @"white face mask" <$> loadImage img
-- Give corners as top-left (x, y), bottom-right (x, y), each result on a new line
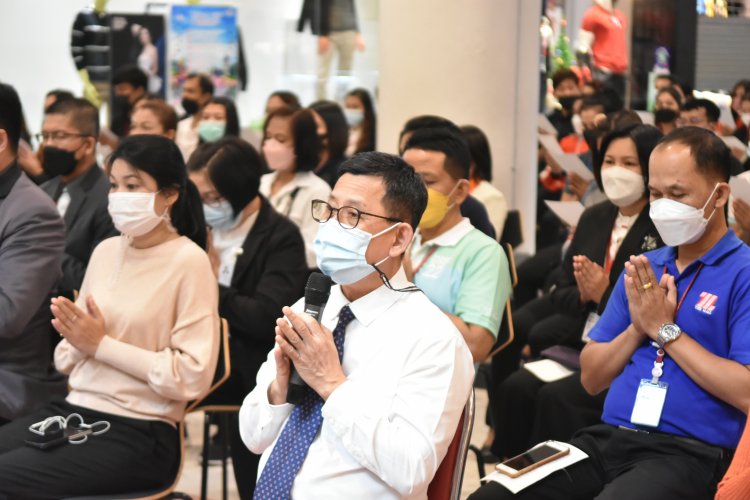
top-left (344, 109), bottom-right (364, 127)
top-left (649, 183), bottom-right (720, 247)
top-left (601, 166), bottom-right (645, 208)
top-left (741, 113), bottom-right (750, 128)
top-left (108, 192), bottom-right (168, 237)
top-left (572, 114), bottom-right (584, 136)
top-left (313, 220), bottom-right (400, 285)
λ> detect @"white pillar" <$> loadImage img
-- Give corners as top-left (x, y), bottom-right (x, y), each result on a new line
top-left (378, 0), bottom-right (542, 252)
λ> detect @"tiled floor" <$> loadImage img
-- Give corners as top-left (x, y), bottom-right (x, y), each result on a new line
top-left (176, 388), bottom-right (494, 499)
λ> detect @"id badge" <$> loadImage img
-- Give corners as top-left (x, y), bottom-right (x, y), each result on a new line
top-left (581, 312), bottom-right (600, 343)
top-left (630, 379), bottom-right (668, 428)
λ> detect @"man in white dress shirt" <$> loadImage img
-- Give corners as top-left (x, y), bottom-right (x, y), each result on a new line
top-left (239, 152), bottom-right (475, 499)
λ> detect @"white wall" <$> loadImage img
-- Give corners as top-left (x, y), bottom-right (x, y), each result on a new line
top-left (0, 0), bottom-right (379, 135)
top-left (378, 0), bottom-right (541, 251)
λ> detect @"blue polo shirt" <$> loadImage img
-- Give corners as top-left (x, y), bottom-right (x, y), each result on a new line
top-left (589, 230), bottom-right (750, 449)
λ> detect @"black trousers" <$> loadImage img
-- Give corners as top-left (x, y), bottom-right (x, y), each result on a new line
top-left (470, 424), bottom-right (731, 500)
top-left (493, 370), bottom-right (606, 459)
top-left (200, 370), bottom-right (260, 500)
top-left (0, 399), bottom-right (179, 499)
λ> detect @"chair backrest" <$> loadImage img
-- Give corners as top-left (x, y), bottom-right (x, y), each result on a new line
top-left (186, 318), bottom-right (231, 413)
top-left (488, 244), bottom-right (518, 357)
top-left (62, 318), bottom-right (231, 500)
top-left (427, 389), bottom-right (476, 500)
top-left (500, 210), bottom-right (523, 249)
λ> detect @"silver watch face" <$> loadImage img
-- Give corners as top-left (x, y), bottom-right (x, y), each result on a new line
top-left (659, 323), bottom-right (681, 344)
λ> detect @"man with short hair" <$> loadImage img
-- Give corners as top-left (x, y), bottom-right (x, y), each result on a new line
top-left (403, 127), bottom-right (511, 361)
top-left (175, 72), bottom-right (214, 161)
top-left (0, 82), bottom-right (67, 422)
top-left (548, 68), bottom-right (583, 139)
top-left (111, 64), bottom-right (148, 137)
top-left (470, 127), bottom-right (750, 499)
top-left (40, 98), bottom-right (116, 294)
top-left (240, 151), bottom-right (474, 499)
top-left (680, 98), bottom-right (745, 174)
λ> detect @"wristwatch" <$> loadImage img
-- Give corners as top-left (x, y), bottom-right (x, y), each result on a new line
top-left (657, 323), bottom-right (682, 348)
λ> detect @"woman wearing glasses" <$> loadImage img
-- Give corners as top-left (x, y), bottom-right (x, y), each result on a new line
top-left (188, 137), bottom-right (308, 499)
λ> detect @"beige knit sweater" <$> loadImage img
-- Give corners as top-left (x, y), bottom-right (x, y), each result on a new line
top-left (55, 235), bottom-right (220, 425)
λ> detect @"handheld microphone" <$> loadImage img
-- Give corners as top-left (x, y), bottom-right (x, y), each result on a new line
top-left (287, 272), bottom-right (331, 404)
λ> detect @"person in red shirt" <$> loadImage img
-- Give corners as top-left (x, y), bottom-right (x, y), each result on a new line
top-left (577, 0), bottom-right (628, 99)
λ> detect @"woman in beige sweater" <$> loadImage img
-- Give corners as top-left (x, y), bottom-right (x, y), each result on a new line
top-left (0, 135), bottom-right (220, 498)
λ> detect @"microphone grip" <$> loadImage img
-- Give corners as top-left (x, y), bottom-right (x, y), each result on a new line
top-left (286, 303), bottom-right (325, 405)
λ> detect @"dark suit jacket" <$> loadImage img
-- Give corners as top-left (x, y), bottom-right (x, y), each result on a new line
top-left (218, 197), bottom-right (308, 397)
top-left (41, 165), bottom-right (117, 293)
top-left (550, 200), bottom-right (664, 323)
top-left (297, 0), bottom-right (359, 36)
top-left (0, 163), bottom-right (67, 420)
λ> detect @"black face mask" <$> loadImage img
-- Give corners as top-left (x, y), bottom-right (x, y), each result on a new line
top-left (43, 146), bottom-right (78, 177)
top-left (182, 97), bottom-right (199, 116)
top-left (558, 96), bottom-right (579, 113)
top-left (654, 108), bottom-right (679, 124)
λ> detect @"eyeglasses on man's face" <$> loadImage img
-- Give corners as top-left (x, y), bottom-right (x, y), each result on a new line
top-left (311, 199), bottom-right (401, 230)
top-left (35, 131), bottom-right (90, 144)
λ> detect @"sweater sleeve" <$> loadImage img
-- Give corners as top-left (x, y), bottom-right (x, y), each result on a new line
top-left (716, 412), bottom-right (750, 500)
top-left (94, 248), bottom-right (220, 402)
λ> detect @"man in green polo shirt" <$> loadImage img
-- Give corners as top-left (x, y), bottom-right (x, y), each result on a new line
top-left (403, 126), bottom-right (511, 361)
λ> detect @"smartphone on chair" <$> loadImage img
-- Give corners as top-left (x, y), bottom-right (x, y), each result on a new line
top-left (495, 441), bottom-right (570, 478)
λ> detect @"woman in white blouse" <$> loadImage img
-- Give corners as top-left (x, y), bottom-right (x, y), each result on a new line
top-left (260, 107), bottom-right (331, 268)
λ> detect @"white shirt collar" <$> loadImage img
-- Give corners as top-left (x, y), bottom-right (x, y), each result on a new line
top-left (412, 217), bottom-right (473, 252)
top-left (325, 268), bottom-right (414, 328)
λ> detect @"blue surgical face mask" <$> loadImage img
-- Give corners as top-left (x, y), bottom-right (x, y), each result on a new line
top-left (203, 200), bottom-right (239, 231)
top-left (313, 220), bottom-right (400, 285)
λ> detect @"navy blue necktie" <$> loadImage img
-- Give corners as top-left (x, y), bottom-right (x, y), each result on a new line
top-left (253, 305), bottom-right (355, 499)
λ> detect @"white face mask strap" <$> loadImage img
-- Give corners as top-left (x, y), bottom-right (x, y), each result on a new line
top-left (701, 183), bottom-right (721, 211)
top-left (446, 181), bottom-right (463, 210)
top-left (28, 413), bottom-right (111, 446)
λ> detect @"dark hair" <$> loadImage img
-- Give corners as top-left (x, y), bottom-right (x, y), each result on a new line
top-left (187, 138), bottom-right (263, 217)
top-left (263, 107), bottom-right (321, 172)
top-left (731, 79), bottom-right (750, 98)
top-left (339, 152), bottom-right (427, 227)
top-left (107, 135), bottom-right (207, 249)
top-left (595, 124), bottom-right (663, 191)
top-left (133, 98), bottom-right (178, 132)
top-left (404, 127), bottom-right (471, 180)
top-left (346, 88), bottom-right (376, 153)
top-left (44, 89), bottom-right (75, 112)
top-left (656, 87), bottom-right (683, 110)
top-left (0, 82), bottom-right (22, 153)
top-left (460, 125), bottom-right (493, 182)
top-left (268, 91), bottom-right (301, 110)
top-left (684, 98), bottom-right (720, 123)
top-left (552, 68), bottom-right (580, 90)
top-left (205, 97), bottom-right (240, 138)
top-left (45, 97), bottom-right (100, 137)
top-left (655, 74), bottom-right (675, 85)
top-left (597, 87), bottom-right (624, 113)
top-left (112, 64), bottom-right (148, 91)
top-left (186, 73), bottom-right (214, 96)
top-left (580, 95), bottom-right (606, 113)
top-left (309, 100), bottom-right (348, 160)
top-left (655, 126), bottom-right (731, 182)
top-left (399, 115), bottom-right (461, 153)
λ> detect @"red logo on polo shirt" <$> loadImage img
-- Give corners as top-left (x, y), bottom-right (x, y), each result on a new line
top-left (695, 292), bottom-right (718, 315)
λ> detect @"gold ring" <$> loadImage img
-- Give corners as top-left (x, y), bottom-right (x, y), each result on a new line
top-left (641, 283), bottom-right (653, 291)
top-left (71, 315), bottom-right (78, 322)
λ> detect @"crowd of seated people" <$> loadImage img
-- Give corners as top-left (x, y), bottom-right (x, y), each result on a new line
top-left (3, 59), bottom-right (750, 500)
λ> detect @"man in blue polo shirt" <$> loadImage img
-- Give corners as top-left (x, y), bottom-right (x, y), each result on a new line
top-left (470, 126), bottom-right (750, 499)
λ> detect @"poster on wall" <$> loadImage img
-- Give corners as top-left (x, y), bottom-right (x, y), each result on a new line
top-left (169, 4), bottom-right (239, 110)
top-left (110, 14), bottom-right (167, 96)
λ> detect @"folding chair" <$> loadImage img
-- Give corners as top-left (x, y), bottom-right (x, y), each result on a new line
top-left (427, 389), bottom-right (476, 500)
top-left (65, 318), bottom-right (231, 500)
